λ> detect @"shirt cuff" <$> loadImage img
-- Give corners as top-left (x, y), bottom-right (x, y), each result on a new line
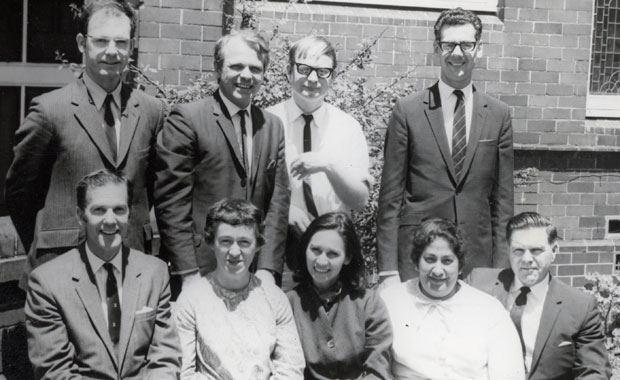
top-left (378, 271), bottom-right (399, 277)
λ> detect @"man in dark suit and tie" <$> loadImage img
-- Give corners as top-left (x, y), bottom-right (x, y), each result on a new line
top-left (6, 0), bottom-right (164, 289)
top-left (468, 212), bottom-right (611, 380)
top-left (154, 29), bottom-right (290, 287)
top-left (376, 7), bottom-right (514, 284)
top-left (25, 169), bottom-right (180, 380)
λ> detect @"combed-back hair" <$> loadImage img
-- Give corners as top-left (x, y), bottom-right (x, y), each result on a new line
top-left (76, 169), bottom-right (132, 211)
top-left (78, 0), bottom-right (137, 37)
top-left (433, 7), bottom-right (482, 42)
top-left (506, 212), bottom-right (558, 245)
top-left (213, 29), bottom-right (270, 75)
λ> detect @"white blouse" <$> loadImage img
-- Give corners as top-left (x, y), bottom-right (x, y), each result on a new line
top-left (381, 280), bottom-right (525, 380)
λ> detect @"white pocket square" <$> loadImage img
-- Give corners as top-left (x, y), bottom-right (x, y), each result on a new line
top-left (136, 306), bottom-right (154, 315)
top-left (558, 341), bottom-right (572, 347)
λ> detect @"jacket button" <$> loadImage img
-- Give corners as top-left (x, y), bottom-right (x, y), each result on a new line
top-left (327, 340), bottom-right (335, 349)
top-left (240, 178), bottom-right (246, 187)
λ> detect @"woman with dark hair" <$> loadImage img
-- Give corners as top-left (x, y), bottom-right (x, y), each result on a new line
top-left (175, 199), bottom-right (304, 380)
top-left (380, 218), bottom-right (524, 380)
top-left (287, 212), bottom-right (393, 380)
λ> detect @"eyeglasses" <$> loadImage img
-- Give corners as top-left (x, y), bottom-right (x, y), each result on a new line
top-left (438, 41), bottom-right (477, 53)
top-left (86, 35), bottom-right (131, 51)
top-left (294, 63), bottom-right (333, 79)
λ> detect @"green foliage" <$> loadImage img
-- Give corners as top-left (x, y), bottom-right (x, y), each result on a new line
top-left (583, 273), bottom-right (620, 377)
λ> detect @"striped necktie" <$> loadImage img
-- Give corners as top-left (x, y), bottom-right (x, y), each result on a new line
top-left (452, 89), bottom-right (467, 181)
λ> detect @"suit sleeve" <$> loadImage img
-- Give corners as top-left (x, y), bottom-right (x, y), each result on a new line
top-left (154, 105), bottom-right (199, 274)
top-left (143, 265), bottom-right (182, 380)
top-left (5, 96), bottom-right (56, 251)
top-left (361, 290), bottom-right (393, 380)
top-left (257, 120), bottom-right (290, 274)
top-left (376, 99), bottom-right (409, 273)
top-left (146, 100), bottom-right (166, 209)
top-left (490, 107), bottom-right (513, 268)
top-left (573, 296), bottom-right (612, 380)
top-left (25, 270), bottom-right (83, 380)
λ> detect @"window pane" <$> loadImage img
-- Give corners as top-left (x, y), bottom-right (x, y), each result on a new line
top-left (27, 0), bottom-right (83, 63)
top-left (590, 0), bottom-right (620, 94)
top-left (0, 0), bottom-right (24, 62)
top-left (0, 87), bottom-right (21, 216)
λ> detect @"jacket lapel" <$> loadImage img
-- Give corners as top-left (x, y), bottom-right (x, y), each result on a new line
top-left (458, 87), bottom-right (487, 186)
top-left (118, 246), bottom-right (142, 373)
top-left (528, 278), bottom-right (562, 377)
top-left (72, 79), bottom-right (117, 165)
top-left (424, 83), bottom-right (457, 184)
top-left (250, 105), bottom-right (264, 195)
top-left (73, 245), bottom-right (118, 369)
top-left (213, 93), bottom-right (247, 179)
top-left (116, 85), bottom-right (140, 167)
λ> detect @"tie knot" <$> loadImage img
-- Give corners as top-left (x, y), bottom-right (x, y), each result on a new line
top-left (104, 94), bottom-right (114, 106)
top-left (453, 89), bottom-right (464, 101)
top-left (520, 286), bottom-right (531, 295)
top-left (515, 286), bottom-right (530, 306)
top-left (237, 109), bottom-right (247, 118)
top-left (104, 262), bottom-right (115, 275)
top-left (302, 113), bottom-right (313, 124)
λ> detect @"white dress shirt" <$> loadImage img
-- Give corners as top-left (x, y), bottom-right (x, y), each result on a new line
top-left (83, 73), bottom-right (122, 152)
top-left (84, 245), bottom-right (123, 329)
top-left (266, 98), bottom-right (371, 217)
top-left (218, 90), bottom-right (253, 169)
top-left (506, 274), bottom-right (550, 372)
top-left (438, 80), bottom-right (474, 152)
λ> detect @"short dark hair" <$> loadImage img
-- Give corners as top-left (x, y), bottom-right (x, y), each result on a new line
top-left (288, 35), bottom-right (337, 70)
top-left (78, 0), bottom-right (137, 38)
top-left (434, 7), bottom-right (482, 42)
top-left (204, 199), bottom-right (265, 247)
top-left (506, 212), bottom-right (558, 245)
top-left (213, 29), bottom-right (270, 76)
top-left (411, 218), bottom-right (466, 270)
top-left (76, 169), bottom-right (132, 211)
top-left (295, 212), bottom-right (366, 291)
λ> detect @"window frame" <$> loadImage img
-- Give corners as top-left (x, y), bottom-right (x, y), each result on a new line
top-left (309, 0), bottom-right (498, 13)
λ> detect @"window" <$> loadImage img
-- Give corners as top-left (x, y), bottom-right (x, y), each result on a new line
top-left (307, 0), bottom-right (498, 12)
top-left (587, 0), bottom-right (620, 117)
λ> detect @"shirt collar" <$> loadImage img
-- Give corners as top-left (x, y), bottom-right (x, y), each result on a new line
top-left (83, 73), bottom-right (122, 112)
top-left (218, 89), bottom-right (251, 118)
top-left (287, 98), bottom-right (328, 130)
top-left (85, 243), bottom-right (123, 276)
top-left (438, 79), bottom-right (473, 102)
top-left (511, 273), bottom-right (550, 301)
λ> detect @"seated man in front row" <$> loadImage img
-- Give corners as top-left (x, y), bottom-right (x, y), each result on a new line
top-left (25, 169), bottom-right (181, 380)
top-left (468, 212), bottom-right (611, 380)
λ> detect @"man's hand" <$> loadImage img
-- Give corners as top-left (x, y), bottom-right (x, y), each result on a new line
top-left (378, 274), bottom-right (401, 290)
top-left (290, 152), bottom-right (330, 180)
top-left (289, 205), bottom-right (311, 236)
top-left (255, 269), bottom-right (276, 286)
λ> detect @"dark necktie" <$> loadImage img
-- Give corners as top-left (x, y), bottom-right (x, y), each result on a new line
top-left (104, 94), bottom-right (117, 161)
top-left (510, 286), bottom-right (531, 356)
top-left (452, 89), bottom-right (467, 181)
top-left (302, 114), bottom-right (319, 219)
top-left (104, 263), bottom-right (121, 344)
top-left (237, 110), bottom-right (249, 173)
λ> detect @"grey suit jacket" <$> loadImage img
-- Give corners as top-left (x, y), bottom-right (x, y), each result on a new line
top-left (5, 77), bottom-right (164, 287)
top-left (377, 82), bottom-right (514, 279)
top-left (154, 91), bottom-right (290, 274)
top-left (468, 267), bottom-right (611, 380)
top-left (25, 245), bottom-right (181, 380)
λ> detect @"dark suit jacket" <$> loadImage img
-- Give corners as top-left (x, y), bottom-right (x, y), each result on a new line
top-left (468, 268), bottom-right (611, 380)
top-left (5, 77), bottom-right (164, 287)
top-left (154, 92), bottom-right (290, 274)
top-left (376, 82), bottom-right (514, 279)
top-left (25, 245), bottom-right (181, 380)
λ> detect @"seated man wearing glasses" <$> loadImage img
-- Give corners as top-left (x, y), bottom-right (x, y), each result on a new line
top-left (376, 7), bottom-right (514, 285)
top-left (267, 36), bottom-right (371, 289)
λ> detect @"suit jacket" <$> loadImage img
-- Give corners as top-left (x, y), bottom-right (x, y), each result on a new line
top-left (25, 245), bottom-right (181, 380)
top-left (5, 77), bottom-right (164, 286)
top-left (468, 268), bottom-right (611, 380)
top-left (376, 82), bottom-right (514, 279)
top-left (154, 91), bottom-right (290, 274)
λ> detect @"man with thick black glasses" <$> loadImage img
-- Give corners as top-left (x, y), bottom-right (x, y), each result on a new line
top-left (377, 7), bottom-right (514, 285)
top-left (267, 36), bottom-right (371, 289)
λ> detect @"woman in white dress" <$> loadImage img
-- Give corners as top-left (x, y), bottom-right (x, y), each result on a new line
top-left (380, 218), bottom-right (525, 380)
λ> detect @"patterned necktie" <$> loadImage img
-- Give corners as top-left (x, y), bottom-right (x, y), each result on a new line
top-left (104, 262), bottom-right (121, 344)
top-left (237, 110), bottom-right (249, 173)
top-left (452, 89), bottom-right (467, 181)
top-left (302, 114), bottom-right (319, 219)
top-left (510, 286), bottom-right (531, 356)
top-left (104, 94), bottom-right (117, 161)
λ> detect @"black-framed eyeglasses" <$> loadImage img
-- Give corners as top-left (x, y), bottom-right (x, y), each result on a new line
top-left (86, 35), bottom-right (131, 51)
top-left (438, 41), bottom-right (477, 53)
top-left (294, 63), bottom-right (333, 79)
